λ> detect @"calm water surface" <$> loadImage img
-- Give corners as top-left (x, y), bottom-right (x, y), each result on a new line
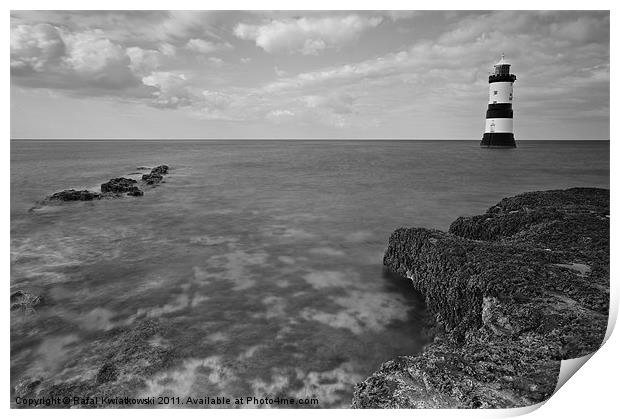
top-left (10, 140), bottom-right (609, 407)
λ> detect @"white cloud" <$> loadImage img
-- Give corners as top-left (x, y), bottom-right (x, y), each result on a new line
top-left (263, 50), bottom-right (411, 93)
top-left (126, 46), bottom-right (162, 75)
top-left (62, 30), bottom-right (126, 73)
top-left (159, 42), bottom-right (177, 56)
top-left (186, 38), bottom-right (231, 54)
top-left (302, 93), bottom-right (354, 115)
top-left (208, 57), bottom-right (224, 66)
top-left (142, 71), bottom-right (196, 108)
top-left (234, 14), bottom-right (383, 55)
top-left (157, 10), bottom-right (221, 41)
top-left (202, 90), bottom-right (232, 109)
top-left (11, 24), bottom-right (139, 90)
top-left (265, 109), bottom-right (295, 123)
top-left (10, 23), bottom-right (65, 71)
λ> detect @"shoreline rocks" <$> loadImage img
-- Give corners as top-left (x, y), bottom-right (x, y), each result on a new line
top-left (352, 187), bottom-right (609, 408)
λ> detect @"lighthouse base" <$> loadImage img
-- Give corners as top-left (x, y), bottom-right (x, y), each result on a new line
top-left (481, 133), bottom-right (516, 148)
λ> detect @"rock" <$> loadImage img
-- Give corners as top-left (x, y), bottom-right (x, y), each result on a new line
top-left (136, 166), bottom-right (151, 170)
top-left (141, 172), bottom-right (163, 185)
top-left (352, 188), bottom-right (609, 409)
top-left (34, 165), bottom-right (169, 209)
top-left (448, 187), bottom-right (609, 243)
top-left (101, 177), bottom-right (141, 195)
top-left (150, 165), bottom-right (169, 175)
top-left (11, 290), bottom-right (42, 312)
top-left (127, 189), bottom-right (144, 197)
top-left (48, 189), bottom-right (101, 201)
top-left (141, 165), bottom-right (169, 185)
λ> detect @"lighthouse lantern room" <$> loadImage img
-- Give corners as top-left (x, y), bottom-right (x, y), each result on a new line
top-left (481, 54), bottom-right (517, 148)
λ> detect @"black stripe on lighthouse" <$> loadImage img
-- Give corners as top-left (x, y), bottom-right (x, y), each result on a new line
top-left (486, 105), bottom-right (513, 119)
top-left (481, 132), bottom-right (515, 146)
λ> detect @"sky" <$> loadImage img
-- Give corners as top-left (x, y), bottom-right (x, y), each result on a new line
top-left (10, 10), bottom-right (610, 139)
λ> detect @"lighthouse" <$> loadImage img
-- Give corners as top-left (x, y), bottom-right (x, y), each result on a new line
top-left (481, 54), bottom-right (517, 148)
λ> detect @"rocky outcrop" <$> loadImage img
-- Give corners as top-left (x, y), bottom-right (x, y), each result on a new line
top-left (141, 173), bottom-right (163, 185)
top-left (33, 165), bottom-right (170, 209)
top-left (150, 165), bottom-right (169, 175)
top-left (352, 187), bottom-right (609, 409)
top-left (47, 189), bottom-right (101, 201)
top-left (141, 165), bottom-right (169, 185)
top-left (100, 177), bottom-right (142, 195)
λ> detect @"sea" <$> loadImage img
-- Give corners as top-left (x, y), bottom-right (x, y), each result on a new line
top-left (10, 140), bottom-right (610, 407)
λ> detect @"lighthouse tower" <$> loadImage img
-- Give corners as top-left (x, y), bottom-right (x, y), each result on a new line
top-left (481, 54), bottom-right (517, 148)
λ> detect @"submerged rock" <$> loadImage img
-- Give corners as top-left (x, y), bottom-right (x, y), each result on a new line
top-left (141, 172), bottom-right (163, 185)
top-left (352, 187), bottom-right (609, 409)
top-left (12, 319), bottom-right (178, 408)
top-left (127, 189), bottom-right (144, 197)
top-left (11, 290), bottom-right (42, 312)
top-left (48, 189), bottom-right (101, 201)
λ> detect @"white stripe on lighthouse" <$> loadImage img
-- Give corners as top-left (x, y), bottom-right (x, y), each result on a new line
top-left (488, 82), bottom-right (513, 104)
top-left (484, 118), bottom-right (513, 133)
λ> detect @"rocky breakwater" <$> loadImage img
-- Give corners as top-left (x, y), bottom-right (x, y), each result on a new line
top-left (33, 165), bottom-right (170, 208)
top-left (352, 188), bottom-right (609, 408)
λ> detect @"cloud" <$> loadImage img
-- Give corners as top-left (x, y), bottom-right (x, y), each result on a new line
top-left (185, 38), bottom-right (231, 54)
top-left (201, 90), bottom-right (233, 109)
top-left (265, 109), bottom-right (295, 123)
top-left (66, 31), bottom-right (138, 89)
top-left (10, 23), bottom-right (65, 71)
top-left (383, 11), bottom-right (417, 21)
top-left (142, 71), bottom-right (196, 108)
top-left (11, 24), bottom-right (140, 91)
top-left (126, 46), bottom-right (163, 75)
top-left (155, 11), bottom-right (224, 42)
top-left (234, 14), bottom-right (383, 55)
top-left (159, 42), bottom-right (176, 56)
top-left (302, 92), bottom-right (354, 115)
top-left (208, 57), bottom-right (224, 66)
